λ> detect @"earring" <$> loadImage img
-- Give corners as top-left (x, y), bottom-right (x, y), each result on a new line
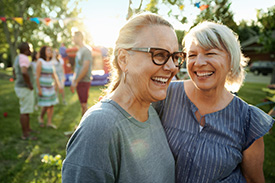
top-left (124, 70), bottom-right (128, 83)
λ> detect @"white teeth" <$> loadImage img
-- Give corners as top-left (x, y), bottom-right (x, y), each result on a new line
top-left (152, 77), bottom-right (168, 83)
top-left (196, 72), bottom-right (214, 77)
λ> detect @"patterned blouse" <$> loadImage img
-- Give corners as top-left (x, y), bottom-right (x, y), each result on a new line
top-left (154, 81), bottom-right (274, 183)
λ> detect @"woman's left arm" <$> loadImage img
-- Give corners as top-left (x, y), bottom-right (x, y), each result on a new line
top-left (241, 137), bottom-right (265, 183)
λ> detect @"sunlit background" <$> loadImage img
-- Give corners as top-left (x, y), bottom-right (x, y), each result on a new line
top-left (79, 0), bottom-right (274, 47)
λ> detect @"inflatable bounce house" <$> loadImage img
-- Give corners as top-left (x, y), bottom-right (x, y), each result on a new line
top-left (59, 45), bottom-right (110, 86)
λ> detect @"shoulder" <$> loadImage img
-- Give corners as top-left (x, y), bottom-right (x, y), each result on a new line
top-left (247, 104), bottom-right (274, 127)
top-left (165, 80), bottom-right (186, 101)
top-left (74, 101), bottom-right (124, 139)
top-left (38, 58), bottom-right (44, 63)
top-left (66, 100), bottom-right (125, 154)
top-left (60, 58), bottom-right (64, 65)
top-left (19, 54), bottom-right (30, 67)
top-left (233, 96), bottom-right (274, 149)
top-left (81, 46), bottom-right (91, 53)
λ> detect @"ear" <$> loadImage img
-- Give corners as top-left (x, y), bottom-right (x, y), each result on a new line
top-left (117, 48), bottom-right (129, 72)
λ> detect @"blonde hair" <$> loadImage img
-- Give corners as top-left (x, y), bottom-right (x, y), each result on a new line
top-left (183, 21), bottom-right (249, 92)
top-left (104, 13), bottom-right (174, 95)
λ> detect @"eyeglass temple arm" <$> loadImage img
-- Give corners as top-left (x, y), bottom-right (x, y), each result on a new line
top-left (130, 48), bottom-right (151, 52)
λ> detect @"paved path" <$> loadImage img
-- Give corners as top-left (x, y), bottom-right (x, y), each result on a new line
top-left (244, 72), bottom-right (271, 84)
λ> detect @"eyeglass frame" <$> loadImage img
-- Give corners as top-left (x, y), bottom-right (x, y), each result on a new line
top-left (126, 47), bottom-right (185, 68)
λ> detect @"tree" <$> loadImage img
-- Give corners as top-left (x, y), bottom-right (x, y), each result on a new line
top-left (0, 0), bottom-right (83, 67)
top-left (257, 6), bottom-right (275, 55)
top-left (237, 20), bottom-right (260, 43)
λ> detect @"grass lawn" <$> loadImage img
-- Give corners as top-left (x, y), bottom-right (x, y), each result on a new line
top-left (0, 68), bottom-right (274, 182)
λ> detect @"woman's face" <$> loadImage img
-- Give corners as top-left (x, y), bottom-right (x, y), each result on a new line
top-left (123, 25), bottom-right (179, 102)
top-left (36, 52), bottom-right (40, 60)
top-left (186, 40), bottom-right (230, 92)
top-left (45, 47), bottom-right (52, 60)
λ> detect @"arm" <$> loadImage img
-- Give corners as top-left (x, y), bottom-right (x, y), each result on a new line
top-left (241, 137), bottom-right (265, 183)
top-left (13, 67), bottom-right (16, 80)
top-left (70, 60), bottom-right (90, 93)
top-left (36, 60), bottom-right (42, 96)
top-left (21, 66), bottom-right (33, 90)
top-left (52, 69), bottom-right (63, 93)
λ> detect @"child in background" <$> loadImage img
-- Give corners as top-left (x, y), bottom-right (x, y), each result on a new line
top-left (52, 49), bottom-right (66, 105)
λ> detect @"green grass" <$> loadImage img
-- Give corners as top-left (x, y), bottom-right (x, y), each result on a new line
top-left (0, 68), bottom-right (105, 183)
top-left (238, 82), bottom-right (275, 182)
top-left (0, 68), bottom-right (274, 182)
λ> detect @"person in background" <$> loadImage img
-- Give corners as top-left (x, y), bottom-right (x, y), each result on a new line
top-left (31, 50), bottom-right (40, 110)
top-left (36, 46), bottom-right (62, 129)
top-left (52, 49), bottom-right (66, 105)
top-left (154, 21), bottom-right (274, 182)
top-left (13, 42), bottom-right (36, 140)
top-left (62, 13), bottom-right (184, 182)
top-left (70, 31), bottom-right (92, 116)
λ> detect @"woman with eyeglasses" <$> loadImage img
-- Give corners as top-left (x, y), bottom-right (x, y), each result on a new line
top-left (36, 46), bottom-right (62, 129)
top-left (153, 21), bottom-right (274, 182)
top-left (62, 13), bottom-right (183, 182)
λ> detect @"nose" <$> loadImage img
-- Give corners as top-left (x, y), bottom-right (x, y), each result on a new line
top-left (194, 54), bottom-right (207, 66)
top-left (163, 56), bottom-right (177, 72)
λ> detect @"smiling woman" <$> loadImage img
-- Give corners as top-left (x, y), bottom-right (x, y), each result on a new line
top-left (153, 21), bottom-right (274, 183)
top-left (62, 13), bottom-right (180, 183)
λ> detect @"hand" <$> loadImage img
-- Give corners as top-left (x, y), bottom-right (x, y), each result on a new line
top-left (29, 85), bottom-right (33, 90)
top-left (59, 87), bottom-right (64, 93)
top-left (38, 89), bottom-right (42, 96)
top-left (70, 81), bottom-right (77, 93)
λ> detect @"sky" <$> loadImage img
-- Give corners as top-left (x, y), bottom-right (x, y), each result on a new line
top-left (78, 0), bottom-right (275, 47)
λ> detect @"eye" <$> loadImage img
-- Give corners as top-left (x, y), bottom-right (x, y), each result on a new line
top-left (154, 52), bottom-right (166, 57)
top-left (188, 54), bottom-right (196, 58)
top-left (206, 52), bottom-right (216, 56)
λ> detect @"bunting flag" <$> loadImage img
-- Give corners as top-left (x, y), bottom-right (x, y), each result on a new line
top-left (199, 5), bottom-right (209, 11)
top-left (179, 5), bottom-right (185, 10)
top-left (194, 2), bottom-right (209, 11)
top-left (0, 17), bottom-right (7, 22)
top-left (30, 17), bottom-right (40, 24)
top-left (13, 17), bottom-right (23, 25)
top-left (0, 17), bottom-right (79, 26)
top-left (195, 2), bottom-right (200, 8)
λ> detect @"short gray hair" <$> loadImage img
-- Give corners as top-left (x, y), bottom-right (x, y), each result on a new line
top-left (183, 21), bottom-right (249, 92)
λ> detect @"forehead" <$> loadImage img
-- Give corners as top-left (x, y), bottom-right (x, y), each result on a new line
top-left (135, 25), bottom-right (178, 49)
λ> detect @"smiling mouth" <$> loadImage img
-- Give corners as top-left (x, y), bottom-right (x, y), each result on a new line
top-left (151, 77), bottom-right (169, 84)
top-left (195, 71), bottom-right (214, 77)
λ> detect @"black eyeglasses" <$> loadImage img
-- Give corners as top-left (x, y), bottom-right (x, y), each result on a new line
top-left (127, 47), bottom-right (185, 68)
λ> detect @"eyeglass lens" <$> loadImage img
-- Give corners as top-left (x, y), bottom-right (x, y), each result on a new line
top-left (152, 49), bottom-right (183, 66)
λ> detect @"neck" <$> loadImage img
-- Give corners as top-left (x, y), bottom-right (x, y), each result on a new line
top-left (109, 84), bottom-right (150, 122)
top-left (186, 81), bottom-right (233, 115)
top-left (77, 42), bottom-right (84, 48)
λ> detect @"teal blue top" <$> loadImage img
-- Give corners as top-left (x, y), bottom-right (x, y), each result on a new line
top-left (62, 99), bottom-right (175, 183)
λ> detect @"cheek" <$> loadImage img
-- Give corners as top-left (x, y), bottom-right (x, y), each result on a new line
top-left (186, 60), bottom-right (193, 71)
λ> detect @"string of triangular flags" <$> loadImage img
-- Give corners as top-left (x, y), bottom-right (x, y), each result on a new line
top-left (0, 17), bottom-right (79, 26)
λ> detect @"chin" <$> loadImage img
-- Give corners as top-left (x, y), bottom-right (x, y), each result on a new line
top-left (152, 93), bottom-right (167, 102)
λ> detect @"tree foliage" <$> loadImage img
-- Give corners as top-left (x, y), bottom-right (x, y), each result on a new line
top-left (237, 20), bottom-right (260, 43)
top-left (193, 0), bottom-right (237, 32)
top-left (126, 0), bottom-right (238, 46)
top-left (257, 6), bottom-right (275, 54)
top-left (0, 0), bottom-right (83, 67)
